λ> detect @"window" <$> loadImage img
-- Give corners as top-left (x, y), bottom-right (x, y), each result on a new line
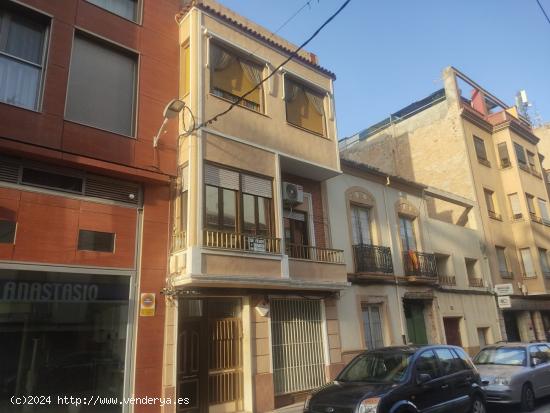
top-left (21, 167), bottom-right (83, 193)
top-left (465, 258), bottom-right (478, 278)
top-left (284, 210), bottom-right (308, 246)
top-left (508, 193), bottom-right (522, 220)
top-left (66, 33), bottom-right (137, 136)
top-left (416, 350), bottom-right (440, 379)
top-left (477, 327), bottom-right (489, 348)
top-left (351, 205), bottom-right (371, 245)
top-left (0, 4), bottom-right (48, 110)
top-left (362, 304), bottom-right (384, 350)
top-left (77, 230), bottom-right (115, 252)
top-left (526, 193), bottom-right (536, 217)
top-left (285, 78), bottom-right (326, 136)
top-left (527, 151), bottom-right (537, 172)
top-left (496, 246), bottom-right (511, 278)
top-left (0, 220), bottom-right (16, 243)
top-left (435, 254), bottom-right (451, 277)
top-left (484, 188), bottom-right (499, 219)
top-left (514, 142), bottom-right (527, 166)
top-left (87, 0), bottom-right (139, 22)
top-left (520, 248), bottom-right (535, 278)
top-left (181, 43), bottom-right (190, 97)
top-left (210, 42), bottom-right (263, 112)
top-left (399, 216), bottom-right (417, 251)
top-left (204, 164), bottom-right (273, 235)
top-left (473, 136), bottom-right (490, 166)
top-left (497, 142), bottom-right (511, 168)
top-left (538, 198), bottom-right (550, 224)
top-left (539, 248), bottom-right (550, 277)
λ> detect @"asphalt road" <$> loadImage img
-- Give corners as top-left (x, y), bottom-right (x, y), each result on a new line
top-left (487, 396), bottom-right (550, 413)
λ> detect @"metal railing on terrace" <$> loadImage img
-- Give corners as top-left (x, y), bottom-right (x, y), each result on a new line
top-left (171, 230), bottom-right (187, 252)
top-left (402, 251), bottom-right (438, 279)
top-left (352, 244), bottom-right (393, 274)
top-left (203, 229), bottom-right (281, 254)
top-left (286, 243), bottom-right (344, 264)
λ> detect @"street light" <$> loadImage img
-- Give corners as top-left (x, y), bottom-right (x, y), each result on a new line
top-left (153, 99), bottom-right (185, 148)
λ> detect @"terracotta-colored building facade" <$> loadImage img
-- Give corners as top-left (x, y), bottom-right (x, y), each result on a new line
top-left (0, 1), bottom-right (180, 412)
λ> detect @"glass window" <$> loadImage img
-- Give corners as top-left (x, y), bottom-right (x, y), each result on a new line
top-left (538, 199), bottom-right (549, 223)
top-left (210, 43), bottom-right (263, 112)
top-left (484, 189), bottom-right (496, 214)
top-left (399, 216), bottom-right (417, 251)
top-left (0, 270), bottom-right (130, 411)
top-left (496, 247), bottom-right (510, 277)
top-left (520, 248), bottom-right (535, 278)
top-left (362, 304), bottom-right (384, 350)
top-left (435, 348), bottom-right (459, 375)
top-left (0, 5), bottom-right (48, 110)
top-left (77, 230), bottom-right (115, 252)
top-left (87, 0), bottom-right (139, 22)
top-left (465, 258), bottom-right (478, 278)
top-left (514, 142), bottom-right (527, 165)
top-left (0, 220), bottom-right (16, 243)
top-left (284, 211), bottom-right (308, 246)
top-left (222, 189), bottom-right (236, 231)
top-left (473, 136), bottom-right (488, 162)
top-left (66, 33), bottom-right (137, 136)
top-left (527, 151), bottom-right (537, 171)
top-left (351, 205), bottom-right (371, 245)
top-left (497, 142), bottom-right (511, 168)
top-left (242, 193), bottom-right (271, 236)
top-left (474, 347), bottom-right (527, 366)
top-left (508, 193), bottom-right (522, 219)
top-left (539, 248), bottom-right (550, 276)
top-left (526, 194), bottom-right (536, 216)
top-left (285, 78), bottom-right (325, 136)
top-left (338, 351), bottom-right (412, 383)
top-left (416, 350), bottom-right (440, 378)
top-left (205, 185), bottom-right (220, 229)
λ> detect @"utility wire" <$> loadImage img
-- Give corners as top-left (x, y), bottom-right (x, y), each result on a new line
top-left (536, 0), bottom-right (550, 25)
top-left (183, 0), bottom-right (352, 135)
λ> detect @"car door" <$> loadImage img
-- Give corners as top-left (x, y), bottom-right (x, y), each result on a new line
top-left (410, 349), bottom-right (453, 413)
top-left (528, 345), bottom-right (546, 397)
top-left (535, 344), bottom-right (550, 396)
top-left (434, 348), bottom-right (470, 413)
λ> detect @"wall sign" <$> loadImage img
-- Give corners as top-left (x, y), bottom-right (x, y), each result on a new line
top-left (140, 292), bottom-right (156, 316)
top-left (494, 283), bottom-right (514, 296)
top-left (497, 296), bottom-right (512, 309)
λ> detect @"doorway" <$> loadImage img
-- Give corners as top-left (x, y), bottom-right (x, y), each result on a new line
top-left (503, 311), bottom-right (520, 342)
top-left (443, 317), bottom-right (462, 346)
top-left (404, 300), bottom-right (428, 344)
top-left (177, 298), bottom-right (243, 413)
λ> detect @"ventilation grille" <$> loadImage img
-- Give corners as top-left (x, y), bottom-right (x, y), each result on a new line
top-left (85, 176), bottom-right (140, 205)
top-left (0, 162), bottom-right (19, 184)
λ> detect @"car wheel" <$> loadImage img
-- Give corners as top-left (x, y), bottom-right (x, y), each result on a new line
top-left (520, 383), bottom-right (536, 412)
top-left (470, 396), bottom-right (486, 413)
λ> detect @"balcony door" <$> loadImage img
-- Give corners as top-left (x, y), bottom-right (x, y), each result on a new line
top-left (351, 205), bottom-right (371, 246)
top-left (399, 216), bottom-right (417, 252)
top-left (284, 210), bottom-right (309, 258)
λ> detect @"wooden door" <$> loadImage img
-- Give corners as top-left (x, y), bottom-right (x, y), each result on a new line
top-left (404, 301), bottom-right (428, 345)
top-left (443, 317), bottom-right (462, 346)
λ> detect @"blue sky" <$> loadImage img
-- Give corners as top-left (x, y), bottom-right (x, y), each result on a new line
top-left (219, 0), bottom-right (550, 139)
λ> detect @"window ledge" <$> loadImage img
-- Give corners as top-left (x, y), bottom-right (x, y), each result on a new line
top-left (285, 121), bottom-right (329, 140)
top-left (63, 119), bottom-right (135, 140)
top-left (477, 158), bottom-right (491, 168)
top-left (209, 92), bottom-right (269, 118)
top-left (0, 100), bottom-right (41, 114)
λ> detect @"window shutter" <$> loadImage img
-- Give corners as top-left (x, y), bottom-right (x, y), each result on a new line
top-left (497, 142), bottom-right (510, 165)
top-left (508, 194), bottom-right (521, 216)
top-left (204, 164), bottom-right (239, 190)
top-left (520, 248), bottom-right (535, 277)
top-left (241, 174), bottom-right (272, 198)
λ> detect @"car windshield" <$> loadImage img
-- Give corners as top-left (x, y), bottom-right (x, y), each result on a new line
top-left (474, 347), bottom-right (526, 366)
top-left (337, 352), bottom-right (412, 383)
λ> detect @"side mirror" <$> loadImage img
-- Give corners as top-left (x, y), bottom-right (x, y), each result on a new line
top-left (532, 357), bottom-right (542, 367)
top-left (417, 373), bottom-right (432, 384)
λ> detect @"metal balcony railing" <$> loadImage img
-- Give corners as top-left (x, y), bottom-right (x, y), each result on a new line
top-left (352, 244), bottom-right (393, 274)
top-left (402, 251), bottom-right (438, 278)
top-left (286, 243), bottom-right (344, 264)
top-left (468, 277), bottom-right (485, 288)
top-left (171, 230), bottom-right (187, 252)
top-left (499, 270), bottom-right (513, 279)
top-left (438, 275), bottom-right (456, 286)
top-left (203, 229), bottom-right (281, 254)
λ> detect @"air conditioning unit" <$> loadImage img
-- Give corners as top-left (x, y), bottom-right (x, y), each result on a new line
top-left (282, 182), bottom-right (303, 205)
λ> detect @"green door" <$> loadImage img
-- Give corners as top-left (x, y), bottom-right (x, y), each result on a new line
top-left (404, 301), bottom-right (428, 344)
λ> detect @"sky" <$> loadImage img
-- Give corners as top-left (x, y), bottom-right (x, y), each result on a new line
top-left (219, 0), bottom-right (550, 139)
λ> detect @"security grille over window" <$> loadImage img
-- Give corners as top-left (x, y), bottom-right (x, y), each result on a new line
top-left (270, 298), bottom-right (326, 395)
top-left (0, 160), bottom-right (19, 183)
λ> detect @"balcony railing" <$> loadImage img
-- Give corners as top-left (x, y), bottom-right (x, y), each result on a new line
top-left (530, 213), bottom-right (543, 224)
top-left (499, 270), bottom-right (513, 279)
top-left (352, 244), bottom-right (393, 274)
top-left (543, 271), bottom-right (550, 278)
top-left (203, 229), bottom-right (281, 254)
top-left (439, 275), bottom-right (456, 286)
top-left (172, 230), bottom-right (187, 252)
top-left (286, 243), bottom-right (344, 264)
top-left (402, 251), bottom-right (438, 279)
top-left (468, 277), bottom-right (485, 288)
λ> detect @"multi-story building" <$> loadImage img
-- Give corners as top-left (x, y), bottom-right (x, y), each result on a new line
top-left (166, 1), bottom-right (347, 412)
top-left (0, 0), bottom-right (179, 412)
top-left (327, 159), bottom-right (501, 363)
top-left (534, 123), bottom-right (550, 197)
top-left (340, 67), bottom-right (550, 343)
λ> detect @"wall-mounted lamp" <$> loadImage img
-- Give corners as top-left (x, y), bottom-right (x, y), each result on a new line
top-left (153, 99), bottom-right (186, 148)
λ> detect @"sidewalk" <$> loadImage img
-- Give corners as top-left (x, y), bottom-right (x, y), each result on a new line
top-left (269, 402), bottom-right (304, 413)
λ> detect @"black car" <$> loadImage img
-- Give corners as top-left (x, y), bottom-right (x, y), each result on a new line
top-left (304, 345), bottom-right (486, 413)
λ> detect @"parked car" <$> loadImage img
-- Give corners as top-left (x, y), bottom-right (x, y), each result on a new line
top-left (474, 342), bottom-right (550, 412)
top-left (304, 345), bottom-right (486, 413)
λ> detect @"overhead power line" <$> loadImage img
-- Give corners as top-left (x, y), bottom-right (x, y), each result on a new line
top-left (183, 0), bottom-right (352, 135)
top-left (536, 0), bottom-right (550, 25)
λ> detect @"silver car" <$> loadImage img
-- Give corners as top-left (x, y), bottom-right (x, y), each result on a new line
top-left (474, 342), bottom-right (550, 412)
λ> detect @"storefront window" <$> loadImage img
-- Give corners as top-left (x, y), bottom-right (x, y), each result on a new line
top-left (0, 269), bottom-right (130, 412)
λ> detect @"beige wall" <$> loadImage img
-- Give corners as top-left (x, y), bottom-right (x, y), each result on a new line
top-left (535, 123), bottom-right (550, 170)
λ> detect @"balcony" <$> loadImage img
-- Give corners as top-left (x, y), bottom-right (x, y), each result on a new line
top-left (203, 229), bottom-right (281, 254)
top-left (286, 243), bottom-right (344, 264)
top-left (171, 230), bottom-right (187, 252)
top-left (438, 275), bottom-right (456, 286)
top-left (352, 244), bottom-right (393, 274)
top-left (468, 277), bottom-right (484, 288)
top-left (402, 251), bottom-right (438, 280)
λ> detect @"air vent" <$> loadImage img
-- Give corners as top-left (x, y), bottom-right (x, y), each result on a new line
top-left (85, 175), bottom-right (141, 205)
top-left (0, 161), bottom-right (19, 184)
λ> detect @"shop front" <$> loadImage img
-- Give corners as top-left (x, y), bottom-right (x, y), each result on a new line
top-left (0, 268), bottom-right (132, 413)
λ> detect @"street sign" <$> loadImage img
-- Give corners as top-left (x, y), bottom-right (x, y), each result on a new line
top-left (494, 283), bottom-right (514, 296)
top-left (497, 296), bottom-right (512, 309)
top-left (140, 292), bottom-right (156, 316)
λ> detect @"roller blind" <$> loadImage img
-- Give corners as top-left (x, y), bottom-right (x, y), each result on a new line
top-left (520, 248), bottom-right (535, 277)
top-left (508, 193), bottom-right (521, 216)
top-left (241, 174), bottom-right (272, 198)
top-left (538, 199), bottom-right (549, 222)
top-left (204, 164), bottom-right (239, 190)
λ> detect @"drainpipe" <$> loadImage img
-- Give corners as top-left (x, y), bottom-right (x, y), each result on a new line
top-left (382, 175), bottom-right (407, 344)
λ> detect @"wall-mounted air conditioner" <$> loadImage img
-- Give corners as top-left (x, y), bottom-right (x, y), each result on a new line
top-left (282, 182), bottom-right (303, 205)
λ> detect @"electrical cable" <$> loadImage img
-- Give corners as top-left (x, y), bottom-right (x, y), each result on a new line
top-left (182, 0), bottom-right (352, 136)
top-left (536, 0), bottom-right (550, 25)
